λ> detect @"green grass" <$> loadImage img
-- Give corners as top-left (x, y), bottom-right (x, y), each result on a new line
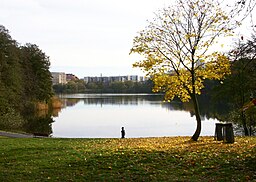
top-left (0, 137), bottom-right (255, 181)
top-left (0, 136), bottom-right (8, 139)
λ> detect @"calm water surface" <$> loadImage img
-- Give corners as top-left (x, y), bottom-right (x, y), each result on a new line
top-left (52, 94), bottom-right (218, 138)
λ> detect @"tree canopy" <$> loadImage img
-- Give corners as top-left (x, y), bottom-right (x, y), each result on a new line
top-left (20, 43), bottom-right (53, 102)
top-left (130, 0), bottom-right (251, 141)
top-left (213, 36), bottom-right (256, 136)
top-left (0, 25), bottom-right (53, 131)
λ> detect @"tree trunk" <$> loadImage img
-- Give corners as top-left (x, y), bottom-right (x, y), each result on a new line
top-left (191, 93), bottom-right (202, 141)
top-left (241, 111), bottom-right (249, 136)
top-left (249, 116), bottom-right (253, 136)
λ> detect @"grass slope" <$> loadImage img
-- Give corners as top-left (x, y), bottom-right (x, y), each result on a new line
top-left (0, 137), bottom-right (255, 181)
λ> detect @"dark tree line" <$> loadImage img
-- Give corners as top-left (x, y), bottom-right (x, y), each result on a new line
top-left (0, 25), bottom-right (53, 132)
top-left (53, 80), bottom-right (154, 94)
top-left (86, 80), bottom-right (153, 93)
top-left (53, 80), bottom-right (86, 94)
top-left (211, 36), bottom-right (256, 136)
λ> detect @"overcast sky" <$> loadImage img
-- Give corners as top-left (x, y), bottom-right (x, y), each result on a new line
top-left (1, 0), bottom-right (255, 78)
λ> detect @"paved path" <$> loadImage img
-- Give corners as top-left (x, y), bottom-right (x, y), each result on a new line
top-left (0, 131), bottom-right (34, 138)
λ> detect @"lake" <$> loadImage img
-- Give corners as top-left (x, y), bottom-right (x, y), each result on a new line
top-left (51, 94), bottom-right (218, 138)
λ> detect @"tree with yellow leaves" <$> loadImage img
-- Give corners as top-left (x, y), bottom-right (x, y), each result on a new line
top-left (130, 0), bottom-right (242, 141)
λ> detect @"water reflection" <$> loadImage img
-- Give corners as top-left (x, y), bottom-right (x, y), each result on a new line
top-left (52, 94), bottom-right (219, 138)
top-left (59, 94), bottom-right (165, 107)
top-left (58, 94), bottom-right (218, 120)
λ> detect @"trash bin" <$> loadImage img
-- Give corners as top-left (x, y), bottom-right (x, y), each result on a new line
top-left (215, 123), bottom-right (224, 141)
top-left (223, 123), bottom-right (234, 143)
top-left (215, 123), bottom-right (235, 143)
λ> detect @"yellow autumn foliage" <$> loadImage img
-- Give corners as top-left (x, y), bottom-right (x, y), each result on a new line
top-left (130, 0), bottom-right (232, 102)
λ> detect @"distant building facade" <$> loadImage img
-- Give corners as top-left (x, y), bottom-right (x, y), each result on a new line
top-left (84, 75), bottom-right (148, 84)
top-left (51, 72), bottom-right (67, 85)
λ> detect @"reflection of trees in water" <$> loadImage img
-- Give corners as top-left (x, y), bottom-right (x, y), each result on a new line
top-left (54, 94), bottom-right (253, 135)
top-left (82, 96), bottom-right (141, 106)
top-left (59, 94), bottom-right (228, 121)
top-left (22, 105), bottom-right (59, 136)
top-left (60, 98), bottom-right (80, 108)
top-left (0, 106), bottom-right (56, 136)
top-left (60, 95), bottom-right (165, 107)
top-left (52, 108), bottom-right (61, 117)
top-left (21, 94), bottom-right (252, 136)
top-left (82, 95), bottom-right (154, 106)
top-left (3, 93), bottom-right (238, 136)
top-left (161, 98), bottom-right (229, 121)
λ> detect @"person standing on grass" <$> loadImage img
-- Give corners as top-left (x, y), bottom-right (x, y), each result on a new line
top-left (121, 127), bottom-right (125, 138)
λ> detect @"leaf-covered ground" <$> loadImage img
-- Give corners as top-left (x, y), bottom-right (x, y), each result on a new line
top-left (0, 136), bottom-right (255, 181)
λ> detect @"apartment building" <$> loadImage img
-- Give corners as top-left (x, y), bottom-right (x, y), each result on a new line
top-left (51, 72), bottom-right (67, 85)
top-left (84, 75), bottom-right (148, 84)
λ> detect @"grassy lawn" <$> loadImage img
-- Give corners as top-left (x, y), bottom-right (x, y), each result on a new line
top-left (0, 136), bottom-right (8, 139)
top-left (0, 136), bottom-right (255, 181)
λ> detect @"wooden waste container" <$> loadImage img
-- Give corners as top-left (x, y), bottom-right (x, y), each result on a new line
top-left (223, 123), bottom-right (234, 143)
top-left (215, 123), bottom-right (234, 143)
top-left (215, 123), bottom-right (224, 141)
